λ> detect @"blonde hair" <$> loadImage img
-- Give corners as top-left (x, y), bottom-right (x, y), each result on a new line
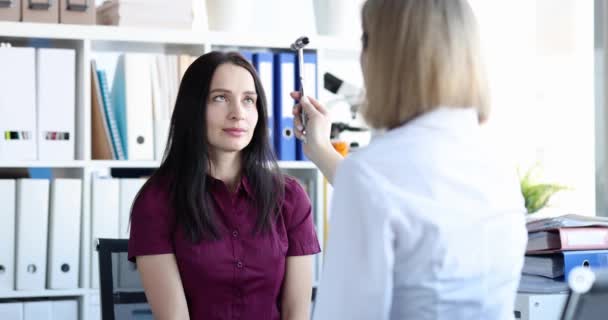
top-left (361, 0), bottom-right (489, 129)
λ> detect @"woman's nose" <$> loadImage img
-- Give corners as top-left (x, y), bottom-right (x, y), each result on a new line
top-left (229, 101), bottom-right (246, 120)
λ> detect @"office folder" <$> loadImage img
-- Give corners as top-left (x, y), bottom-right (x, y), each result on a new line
top-left (295, 52), bottom-right (318, 161)
top-left (47, 179), bottom-right (82, 289)
top-left (524, 250), bottom-right (608, 280)
top-left (274, 52), bottom-right (297, 161)
top-left (91, 60), bottom-right (115, 160)
top-left (37, 48), bottom-right (76, 160)
top-left (98, 68), bottom-right (126, 160)
top-left (240, 51), bottom-right (253, 64)
top-left (59, 0), bottom-right (95, 24)
top-left (514, 293), bottom-right (568, 320)
top-left (112, 54), bottom-right (155, 160)
top-left (0, 46), bottom-right (37, 161)
top-left (0, 180), bottom-right (16, 292)
top-left (0, 302), bottom-right (23, 320)
top-left (51, 300), bottom-right (78, 320)
top-left (15, 179), bottom-right (50, 291)
top-left (23, 301), bottom-right (51, 320)
top-left (91, 177), bottom-right (119, 289)
top-left (253, 52), bottom-right (274, 147)
top-left (0, 0), bottom-right (21, 21)
top-left (527, 227), bottom-right (608, 253)
top-left (22, 0), bottom-right (59, 23)
top-left (119, 178), bottom-right (145, 239)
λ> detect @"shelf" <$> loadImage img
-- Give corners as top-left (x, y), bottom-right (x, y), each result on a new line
top-left (0, 160), bottom-right (316, 170)
top-left (0, 22), bottom-right (361, 52)
top-left (0, 160), bottom-right (85, 168)
top-left (0, 289), bottom-right (88, 299)
top-left (0, 22), bottom-right (204, 45)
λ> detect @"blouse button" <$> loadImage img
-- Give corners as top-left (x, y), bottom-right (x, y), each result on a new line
top-left (232, 230), bottom-right (239, 238)
top-left (236, 261), bottom-right (243, 269)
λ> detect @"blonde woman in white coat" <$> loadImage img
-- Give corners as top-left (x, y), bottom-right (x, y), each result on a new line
top-left (291, 0), bottom-right (527, 319)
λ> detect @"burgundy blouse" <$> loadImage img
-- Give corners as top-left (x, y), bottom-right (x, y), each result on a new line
top-left (128, 175), bottom-right (321, 320)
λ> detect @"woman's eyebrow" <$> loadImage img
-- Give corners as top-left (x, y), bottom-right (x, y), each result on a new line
top-left (209, 88), bottom-right (231, 94)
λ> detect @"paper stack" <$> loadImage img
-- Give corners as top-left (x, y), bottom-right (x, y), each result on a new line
top-left (97, 0), bottom-right (204, 30)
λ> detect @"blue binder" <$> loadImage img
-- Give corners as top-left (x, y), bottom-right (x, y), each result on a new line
top-left (295, 52), bottom-right (318, 161)
top-left (252, 52), bottom-right (275, 150)
top-left (273, 53), bottom-right (296, 161)
top-left (240, 51), bottom-right (253, 64)
top-left (562, 250), bottom-right (608, 280)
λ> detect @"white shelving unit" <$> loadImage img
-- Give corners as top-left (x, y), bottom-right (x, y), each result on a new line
top-left (0, 21), bottom-right (359, 320)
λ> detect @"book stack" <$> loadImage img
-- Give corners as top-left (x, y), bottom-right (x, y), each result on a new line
top-left (519, 214), bottom-right (608, 294)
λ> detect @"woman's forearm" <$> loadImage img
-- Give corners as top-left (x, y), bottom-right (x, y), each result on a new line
top-left (308, 145), bottom-right (344, 185)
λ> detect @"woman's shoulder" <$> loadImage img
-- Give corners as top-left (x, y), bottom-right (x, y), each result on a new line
top-left (280, 175), bottom-right (312, 212)
top-left (131, 175), bottom-right (173, 216)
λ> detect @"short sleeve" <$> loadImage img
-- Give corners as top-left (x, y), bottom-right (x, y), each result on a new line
top-left (283, 177), bottom-right (322, 257)
top-left (128, 179), bottom-right (176, 262)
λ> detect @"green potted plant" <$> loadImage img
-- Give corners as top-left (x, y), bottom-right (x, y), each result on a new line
top-left (519, 165), bottom-right (569, 214)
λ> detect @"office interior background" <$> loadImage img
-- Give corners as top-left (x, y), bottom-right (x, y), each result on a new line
top-left (0, 0), bottom-right (605, 319)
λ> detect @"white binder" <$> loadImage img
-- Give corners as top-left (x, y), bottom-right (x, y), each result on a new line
top-left (47, 179), bottom-right (82, 289)
top-left (0, 46), bottom-right (37, 161)
top-left (113, 54), bottom-right (155, 160)
top-left (36, 48), bottom-right (76, 160)
top-left (119, 178), bottom-right (146, 239)
top-left (0, 180), bottom-right (16, 292)
top-left (51, 300), bottom-right (78, 320)
top-left (0, 302), bottom-right (23, 320)
top-left (91, 178), bottom-right (119, 289)
top-left (23, 301), bottom-right (51, 320)
top-left (15, 179), bottom-right (50, 291)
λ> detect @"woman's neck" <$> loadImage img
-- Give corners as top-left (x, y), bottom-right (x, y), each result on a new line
top-left (209, 151), bottom-right (243, 192)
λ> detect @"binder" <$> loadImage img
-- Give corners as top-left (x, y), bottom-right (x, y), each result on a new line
top-left (0, 180), bottom-right (16, 292)
top-left (97, 69), bottom-right (126, 160)
top-left (524, 250), bottom-right (608, 280)
top-left (0, 302), bottom-right (23, 320)
top-left (253, 52), bottom-right (274, 147)
top-left (240, 51), bottom-right (253, 64)
top-left (119, 178), bottom-right (146, 239)
top-left (36, 48), bottom-right (76, 160)
top-left (112, 54), bottom-right (155, 160)
top-left (91, 60), bottom-right (115, 160)
top-left (91, 177), bottom-right (119, 289)
top-left (59, 0), bottom-right (95, 25)
top-left (51, 300), bottom-right (78, 320)
top-left (47, 179), bottom-right (82, 289)
top-left (0, 46), bottom-right (37, 161)
top-left (527, 227), bottom-right (608, 253)
top-left (23, 301), bottom-right (51, 320)
top-left (15, 179), bottom-right (50, 291)
top-left (22, 0), bottom-right (59, 23)
top-left (273, 52), bottom-right (296, 161)
top-left (0, 0), bottom-right (21, 21)
top-left (295, 52), bottom-right (318, 161)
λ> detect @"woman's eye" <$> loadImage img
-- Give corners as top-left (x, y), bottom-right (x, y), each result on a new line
top-left (212, 95), bottom-right (226, 102)
top-left (244, 97), bottom-right (255, 104)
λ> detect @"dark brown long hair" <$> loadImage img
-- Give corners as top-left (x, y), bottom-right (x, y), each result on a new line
top-left (140, 51), bottom-right (284, 242)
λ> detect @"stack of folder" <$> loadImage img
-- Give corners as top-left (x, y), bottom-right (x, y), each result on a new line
top-left (0, 45), bottom-right (76, 161)
top-left (0, 179), bottom-right (82, 293)
top-left (91, 53), bottom-right (196, 161)
top-left (520, 214), bottom-right (608, 292)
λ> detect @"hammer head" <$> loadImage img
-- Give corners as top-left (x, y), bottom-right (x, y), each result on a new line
top-left (290, 36), bottom-right (310, 50)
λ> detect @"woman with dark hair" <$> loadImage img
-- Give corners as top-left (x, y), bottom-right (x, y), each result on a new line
top-left (128, 51), bottom-right (320, 320)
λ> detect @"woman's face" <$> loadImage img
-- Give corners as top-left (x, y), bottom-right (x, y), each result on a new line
top-left (206, 63), bottom-right (259, 155)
